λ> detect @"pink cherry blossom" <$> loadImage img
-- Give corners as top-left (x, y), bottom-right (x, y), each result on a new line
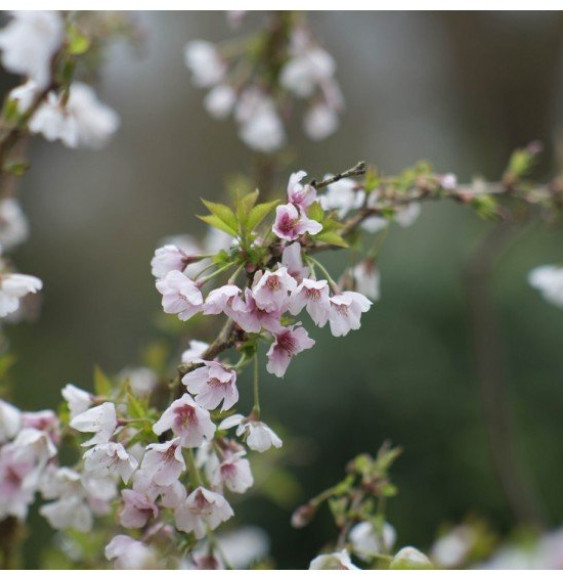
top-left (220, 415), bottom-right (283, 453)
top-left (266, 325), bottom-right (315, 377)
top-left (214, 451), bottom-right (253, 494)
top-left (174, 486), bottom-right (234, 539)
top-left (0, 399), bottom-right (21, 443)
top-left (181, 339), bottom-right (209, 364)
top-left (273, 203), bottom-right (322, 241)
top-left (70, 402), bottom-right (117, 447)
top-left (281, 242), bottom-right (310, 283)
top-left (351, 261), bottom-right (380, 301)
top-left (140, 439), bottom-right (185, 486)
top-left (229, 288), bottom-right (283, 334)
top-left (105, 535), bottom-right (156, 569)
top-left (151, 244), bottom-right (199, 279)
top-left (252, 267), bottom-right (297, 313)
top-left (119, 488), bottom-right (159, 528)
top-left (155, 270), bottom-right (203, 321)
top-left (182, 360), bottom-right (239, 411)
top-left (309, 549), bottom-right (360, 570)
top-left (287, 170), bottom-right (317, 209)
top-left (83, 442), bottom-right (138, 483)
top-left (203, 284), bottom-right (243, 317)
top-left (61, 384), bottom-right (92, 420)
top-left (289, 278), bottom-right (331, 326)
top-left (328, 291), bottom-right (372, 337)
top-left (152, 394), bottom-right (215, 448)
top-left (0, 443), bottom-right (36, 519)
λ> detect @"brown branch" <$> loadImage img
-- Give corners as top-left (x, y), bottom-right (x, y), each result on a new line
top-left (309, 161), bottom-right (366, 190)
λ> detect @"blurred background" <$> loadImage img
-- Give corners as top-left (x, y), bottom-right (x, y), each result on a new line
top-left (1, 11), bottom-right (563, 568)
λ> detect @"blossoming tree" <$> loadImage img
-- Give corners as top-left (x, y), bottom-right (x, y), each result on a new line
top-left (0, 10), bottom-right (562, 570)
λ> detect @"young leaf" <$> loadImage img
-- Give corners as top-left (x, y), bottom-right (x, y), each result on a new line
top-left (307, 201), bottom-right (325, 223)
top-left (316, 231), bottom-right (349, 248)
top-left (93, 365), bottom-right (113, 397)
top-left (127, 392), bottom-right (147, 420)
top-left (201, 199), bottom-right (238, 231)
top-left (198, 214), bottom-right (237, 237)
top-left (247, 199), bottom-right (279, 232)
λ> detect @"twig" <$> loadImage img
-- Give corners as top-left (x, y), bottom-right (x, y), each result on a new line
top-left (310, 161), bottom-right (366, 189)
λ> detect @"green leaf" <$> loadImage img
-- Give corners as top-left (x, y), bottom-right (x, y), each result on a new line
top-left (67, 26), bottom-right (90, 55)
top-left (201, 199), bottom-right (238, 231)
top-left (127, 392), bottom-right (146, 420)
top-left (3, 161), bottom-right (29, 176)
top-left (247, 199), bottom-right (279, 232)
top-left (316, 231), bottom-right (349, 248)
top-left (93, 365), bottom-right (113, 397)
top-left (198, 214), bottom-right (237, 237)
top-left (307, 201), bottom-right (325, 223)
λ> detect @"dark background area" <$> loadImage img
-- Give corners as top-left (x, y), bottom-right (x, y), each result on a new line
top-left (1, 11), bottom-right (563, 568)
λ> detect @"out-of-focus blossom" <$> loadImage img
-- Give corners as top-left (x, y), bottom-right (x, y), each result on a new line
top-left (0, 198), bottom-right (29, 251)
top-left (0, 11), bottom-right (63, 88)
top-left (0, 273), bottom-right (42, 318)
top-left (309, 549), bottom-right (360, 570)
top-left (529, 265), bottom-right (563, 308)
top-left (29, 82), bottom-right (119, 149)
top-left (184, 41), bottom-right (226, 87)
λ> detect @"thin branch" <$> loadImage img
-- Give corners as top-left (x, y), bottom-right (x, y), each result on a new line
top-left (310, 161), bottom-right (366, 189)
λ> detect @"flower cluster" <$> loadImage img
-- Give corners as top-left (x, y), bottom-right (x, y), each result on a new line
top-left (184, 13), bottom-right (344, 153)
top-left (0, 11), bottom-right (120, 150)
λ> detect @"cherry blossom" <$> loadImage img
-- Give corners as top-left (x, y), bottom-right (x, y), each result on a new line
top-left (152, 394), bottom-right (215, 448)
top-left (289, 278), bottom-right (331, 326)
top-left (349, 520), bottom-right (396, 559)
top-left (229, 287), bottom-right (283, 334)
top-left (204, 84), bottom-right (236, 119)
top-left (119, 488), bottom-right (159, 528)
top-left (238, 98), bottom-right (286, 153)
top-left (390, 546), bottom-right (433, 568)
top-left (184, 41), bottom-right (226, 88)
top-left (0, 444), bottom-right (37, 520)
top-left (140, 438), bottom-right (185, 486)
top-left (309, 549), bottom-right (360, 570)
top-left (29, 82), bottom-right (120, 149)
top-left (351, 260), bottom-right (381, 301)
top-left (0, 198), bottom-right (29, 251)
top-left (319, 176), bottom-right (365, 218)
top-left (181, 339), bottom-right (209, 363)
top-left (529, 265), bottom-right (563, 308)
top-left (203, 284), bottom-right (243, 317)
top-left (328, 291), bottom-right (372, 337)
top-left (304, 102), bottom-right (339, 141)
top-left (266, 324), bottom-right (315, 377)
top-left (220, 415), bottom-right (283, 453)
top-left (83, 442), bottom-right (138, 483)
top-left (182, 360), bottom-right (239, 411)
top-left (105, 535), bottom-right (156, 569)
top-left (151, 244), bottom-right (198, 279)
top-left (0, 11), bottom-right (63, 89)
top-left (252, 267), bottom-right (298, 314)
top-left (156, 269), bottom-right (203, 321)
top-left (0, 399), bottom-right (21, 443)
top-left (213, 451), bottom-right (253, 494)
top-left (174, 486), bottom-right (234, 539)
top-left (70, 402), bottom-right (117, 447)
top-left (61, 384), bottom-right (92, 420)
top-left (287, 171), bottom-right (317, 209)
top-left (282, 241), bottom-right (310, 283)
top-left (273, 203), bottom-right (322, 242)
top-left (0, 273), bottom-right (42, 318)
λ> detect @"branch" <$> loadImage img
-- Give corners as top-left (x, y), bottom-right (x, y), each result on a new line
top-left (309, 161), bottom-right (366, 189)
